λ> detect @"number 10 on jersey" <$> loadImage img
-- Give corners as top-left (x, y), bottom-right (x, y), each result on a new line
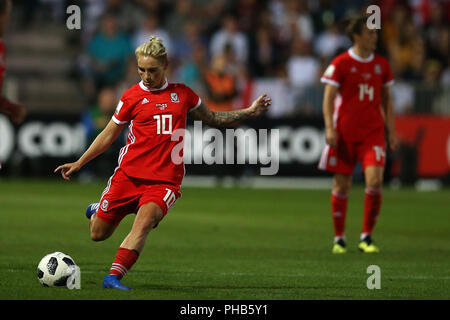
top-left (153, 114), bottom-right (172, 134)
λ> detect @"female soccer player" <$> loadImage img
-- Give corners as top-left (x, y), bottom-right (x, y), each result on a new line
top-left (319, 16), bottom-right (398, 254)
top-left (55, 36), bottom-right (271, 290)
top-left (0, 0), bottom-right (26, 125)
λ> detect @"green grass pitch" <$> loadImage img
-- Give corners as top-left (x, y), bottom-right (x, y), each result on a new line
top-left (0, 178), bottom-right (448, 300)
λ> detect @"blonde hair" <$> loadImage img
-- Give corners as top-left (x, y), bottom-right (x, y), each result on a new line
top-left (135, 36), bottom-right (167, 63)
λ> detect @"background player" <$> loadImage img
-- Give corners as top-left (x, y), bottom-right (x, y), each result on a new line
top-left (55, 36), bottom-right (271, 290)
top-left (318, 16), bottom-right (398, 254)
top-left (0, 0), bottom-right (26, 125)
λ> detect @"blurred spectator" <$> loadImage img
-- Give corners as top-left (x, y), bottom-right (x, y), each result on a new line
top-left (39, 0), bottom-right (65, 22)
top-left (414, 59), bottom-right (442, 113)
top-left (382, 4), bottom-right (408, 49)
top-left (391, 81), bottom-right (415, 114)
top-left (132, 12), bottom-right (173, 57)
top-left (175, 43), bottom-right (208, 97)
top-left (434, 59), bottom-right (450, 115)
top-left (287, 36), bottom-right (321, 115)
top-left (203, 53), bottom-right (238, 112)
top-left (222, 41), bottom-right (248, 84)
top-left (115, 57), bottom-right (140, 97)
top-left (279, 0), bottom-right (315, 43)
top-left (104, 0), bottom-right (143, 34)
top-left (166, 0), bottom-right (195, 37)
top-left (191, 0), bottom-right (227, 39)
top-left (287, 37), bottom-right (320, 88)
top-left (83, 12), bottom-right (133, 93)
top-left (171, 20), bottom-right (207, 65)
top-left (82, 87), bottom-right (117, 139)
top-left (293, 0), bottom-right (315, 43)
top-left (314, 22), bottom-right (350, 60)
top-left (7, 0), bottom-right (450, 126)
top-left (441, 56), bottom-right (450, 87)
top-left (248, 25), bottom-right (279, 78)
top-left (81, 87), bottom-right (125, 179)
top-left (82, 0), bottom-right (141, 45)
top-left (268, 0), bottom-right (286, 32)
top-left (390, 52), bottom-right (415, 115)
top-left (134, 0), bottom-right (170, 23)
top-left (423, 59), bottom-right (442, 85)
top-left (235, 0), bottom-right (262, 33)
top-left (387, 18), bottom-right (425, 80)
top-left (424, 5), bottom-right (449, 69)
top-left (210, 14), bottom-right (249, 64)
top-left (82, 0), bottom-right (107, 45)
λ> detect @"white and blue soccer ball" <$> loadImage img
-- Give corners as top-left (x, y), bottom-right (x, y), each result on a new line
top-left (37, 252), bottom-right (80, 288)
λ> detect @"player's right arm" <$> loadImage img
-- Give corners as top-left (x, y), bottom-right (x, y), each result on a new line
top-left (0, 96), bottom-right (27, 124)
top-left (322, 84), bottom-right (339, 149)
top-left (54, 120), bottom-right (126, 180)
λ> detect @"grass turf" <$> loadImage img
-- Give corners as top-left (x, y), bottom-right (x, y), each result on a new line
top-left (0, 178), bottom-right (448, 300)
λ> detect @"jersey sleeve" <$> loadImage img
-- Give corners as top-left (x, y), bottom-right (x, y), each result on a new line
top-left (320, 57), bottom-right (343, 87)
top-left (183, 85), bottom-right (202, 111)
top-left (112, 96), bottom-right (133, 125)
top-left (382, 59), bottom-right (394, 87)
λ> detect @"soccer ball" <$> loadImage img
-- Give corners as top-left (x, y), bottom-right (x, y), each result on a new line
top-left (37, 252), bottom-right (78, 287)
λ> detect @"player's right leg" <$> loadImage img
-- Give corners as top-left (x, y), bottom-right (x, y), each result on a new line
top-left (331, 173), bottom-right (352, 254)
top-left (86, 168), bottom-right (135, 242)
top-left (86, 202), bottom-right (99, 220)
top-left (85, 202), bottom-right (117, 241)
top-left (90, 214), bottom-right (117, 241)
top-left (318, 139), bottom-right (355, 253)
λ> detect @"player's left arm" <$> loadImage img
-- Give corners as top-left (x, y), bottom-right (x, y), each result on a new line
top-left (381, 86), bottom-right (398, 151)
top-left (189, 94), bottom-right (271, 127)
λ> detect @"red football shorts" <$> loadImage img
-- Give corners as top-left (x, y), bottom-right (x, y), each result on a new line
top-left (318, 128), bottom-right (386, 175)
top-left (96, 167), bottom-right (181, 226)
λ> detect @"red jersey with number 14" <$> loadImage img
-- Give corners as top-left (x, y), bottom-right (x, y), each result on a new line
top-left (320, 48), bottom-right (394, 142)
top-left (112, 80), bottom-right (201, 185)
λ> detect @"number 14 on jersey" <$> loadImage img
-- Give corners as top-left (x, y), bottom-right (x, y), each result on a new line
top-left (359, 84), bottom-right (374, 101)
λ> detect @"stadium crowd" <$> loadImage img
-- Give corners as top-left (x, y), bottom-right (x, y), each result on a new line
top-left (14, 0), bottom-right (450, 118)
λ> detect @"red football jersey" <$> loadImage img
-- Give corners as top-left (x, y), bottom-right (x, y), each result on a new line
top-left (112, 80), bottom-right (201, 185)
top-left (0, 39), bottom-right (6, 91)
top-left (320, 48), bottom-right (394, 142)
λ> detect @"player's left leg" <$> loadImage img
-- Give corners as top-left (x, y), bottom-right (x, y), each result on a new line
top-left (103, 202), bottom-right (164, 290)
top-left (120, 202), bottom-right (164, 253)
top-left (357, 128), bottom-right (386, 253)
top-left (359, 165), bottom-right (384, 253)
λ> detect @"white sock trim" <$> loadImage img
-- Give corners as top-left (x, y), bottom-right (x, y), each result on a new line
top-left (334, 236), bottom-right (346, 243)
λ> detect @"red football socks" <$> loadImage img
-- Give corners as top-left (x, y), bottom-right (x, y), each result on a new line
top-left (109, 247), bottom-right (139, 280)
top-left (362, 188), bottom-right (383, 235)
top-left (331, 190), bottom-right (348, 238)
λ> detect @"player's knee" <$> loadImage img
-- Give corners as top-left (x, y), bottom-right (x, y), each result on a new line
top-left (333, 181), bottom-right (352, 194)
top-left (334, 185), bottom-right (350, 194)
top-left (141, 205), bottom-right (164, 228)
top-left (147, 214), bottom-right (163, 231)
top-left (90, 230), bottom-right (108, 242)
top-left (333, 175), bottom-right (352, 194)
top-left (366, 176), bottom-right (383, 189)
